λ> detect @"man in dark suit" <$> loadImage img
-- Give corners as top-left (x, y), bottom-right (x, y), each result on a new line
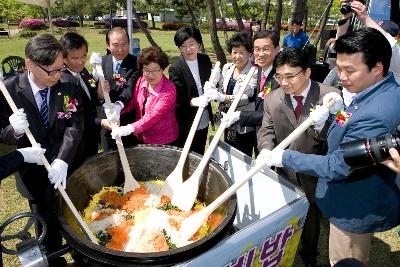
top-left (0, 146), bottom-right (45, 180)
top-left (257, 48), bottom-right (340, 267)
top-left (169, 26), bottom-right (214, 154)
top-left (91, 27), bottom-right (139, 151)
top-left (257, 28), bottom-right (400, 266)
top-left (60, 32), bottom-right (102, 171)
top-left (221, 30), bottom-right (280, 156)
top-left (0, 34), bottom-right (83, 266)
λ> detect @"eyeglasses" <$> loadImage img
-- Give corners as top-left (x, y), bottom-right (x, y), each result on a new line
top-left (35, 63), bottom-right (66, 76)
top-left (274, 70), bottom-right (303, 82)
top-left (180, 43), bottom-right (198, 51)
top-left (143, 68), bottom-right (162, 75)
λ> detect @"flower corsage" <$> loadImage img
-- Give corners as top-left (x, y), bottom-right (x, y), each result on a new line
top-left (88, 77), bottom-right (97, 88)
top-left (113, 73), bottom-right (128, 89)
top-left (57, 96), bottom-right (78, 119)
top-left (335, 109), bottom-right (352, 126)
top-left (258, 82), bottom-right (272, 99)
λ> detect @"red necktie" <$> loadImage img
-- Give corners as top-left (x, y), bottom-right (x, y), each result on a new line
top-left (260, 73), bottom-right (266, 91)
top-left (293, 95), bottom-right (304, 121)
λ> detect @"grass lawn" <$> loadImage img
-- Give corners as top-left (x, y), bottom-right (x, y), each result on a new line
top-left (1, 26), bottom-right (400, 266)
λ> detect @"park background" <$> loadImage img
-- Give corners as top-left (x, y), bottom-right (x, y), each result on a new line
top-left (0, 0), bottom-right (400, 266)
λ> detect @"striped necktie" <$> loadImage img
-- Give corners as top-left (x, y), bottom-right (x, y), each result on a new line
top-left (39, 88), bottom-right (49, 128)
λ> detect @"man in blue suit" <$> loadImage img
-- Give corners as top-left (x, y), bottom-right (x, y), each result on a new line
top-left (257, 28), bottom-right (400, 265)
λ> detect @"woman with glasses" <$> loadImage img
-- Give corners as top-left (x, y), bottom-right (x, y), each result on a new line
top-left (208, 31), bottom-right (258, 157)
top-left (169, 26), bottom-right (214, 155)
top-left (111, 47), bottom-right (179, 145)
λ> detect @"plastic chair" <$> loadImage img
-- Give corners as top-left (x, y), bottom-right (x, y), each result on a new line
top-left (1, 56), bottom-right (26, 79)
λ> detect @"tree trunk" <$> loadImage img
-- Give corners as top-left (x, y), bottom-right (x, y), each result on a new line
top-left (230, 0), bottom-right (244, 31)
top-left (132, 4), bottom-right (159, 48)
top-left (304, 4), bottom-right (308, 31)
top-left (275, 0), bottom-right (283, 41)
top-left (207, 0), bottom-right (227, 65)
top-left (291, 0), bottom-right (307, 23)
top-left (150, 13), bottom-right (156, 29)
top-left (261, 0), bottom-right (271, 30)
top-left (217, 0), bottom-right (229, 44)
top-left (314, 0), bottom-right (333, 47)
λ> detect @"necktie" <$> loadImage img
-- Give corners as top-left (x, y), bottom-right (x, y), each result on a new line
top-left (39, 88), bottom-right (49, 128)
top-left (114, 62), bottom-right (121, 73)
top-left (260, 73), bottom-right (266, 91)
top-left (77, 73), bottom-right (91, 100)
top-left (293, 95), bottom-right (304, 122)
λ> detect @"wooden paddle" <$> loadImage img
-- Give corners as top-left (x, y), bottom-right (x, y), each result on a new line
top-left (94, 62), bottom-right (140, 194)
top-left (171, 66), bottom-right (258, 212)
top-left (176, 99), bottom-right (336, 243)
top-left (0, 81), bottom-right (98, 244)
top-left (161, 61), bottom-right (221, 197)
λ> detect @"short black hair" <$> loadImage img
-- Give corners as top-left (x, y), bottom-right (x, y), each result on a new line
top-left (250, 19), bottom-right (261, 27)
top-left (253, 30), bottom-right (280, 47)
top-left (137, 46), bottom-right (169, 71)
top-left (60, 32), bottom-right (88, 58)
top-left (292, 19), bottom-right (302, 26)
top-left (226, 30), bottom-right (253, 53)
top-left (174, 26), bottom-right (203, 48)
top-left (25, 33), bottom-right (63, 66)
top-left (273, 47), bottom-right (310, 70)
top-left (334, 28), bottom-right (391, 76)
top-left (106, 27), bottom-right (129, 45)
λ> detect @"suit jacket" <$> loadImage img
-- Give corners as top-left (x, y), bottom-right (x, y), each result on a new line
top-left (101, 53), bottom-right (139, 106)
top-left (283, 74), bottom-right (400, 233)
top-left (0, 72), bottom-right (83, 203)
top-left (0, 150), bottom-right (24, 181)
top-left (169, 54), bottom-right (213, 146)
top-left (218, 61), bottom-right (258, 134)
top-left (257, 80), bottom-right (340, 198)
top-left (238, 67), bottom-right (278, 131)
top-left (101, 54), bottom-right (139, 141)
top-left (64, 68), bottom-right (101, 171)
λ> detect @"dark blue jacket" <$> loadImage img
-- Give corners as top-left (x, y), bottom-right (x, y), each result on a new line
top-left (283, 74), bottom-right (400, 233)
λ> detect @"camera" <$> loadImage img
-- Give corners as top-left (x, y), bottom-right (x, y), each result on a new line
top-left (340, 0), bottom-right (353, 15)
top-left (341, 125), bottom-right (400, 170)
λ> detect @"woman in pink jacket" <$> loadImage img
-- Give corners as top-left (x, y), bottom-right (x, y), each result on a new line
top-left (111, 47), bottom-right (179, 145)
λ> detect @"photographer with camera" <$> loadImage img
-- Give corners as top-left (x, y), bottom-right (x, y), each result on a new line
top-left (257, 28), bottom-right (400, 265)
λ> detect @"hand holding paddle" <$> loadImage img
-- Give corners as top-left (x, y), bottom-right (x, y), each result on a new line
top-left (176, 98), bottom-right (337, 243)
top-left (161, 62), bottom-right (221, 197)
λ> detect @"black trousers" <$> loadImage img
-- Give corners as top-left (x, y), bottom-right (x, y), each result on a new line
top-left (225, 129), bottom-right (256, 158)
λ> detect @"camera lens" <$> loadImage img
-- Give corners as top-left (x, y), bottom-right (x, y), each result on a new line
top-left (340, 4), bottom-right (352, 14)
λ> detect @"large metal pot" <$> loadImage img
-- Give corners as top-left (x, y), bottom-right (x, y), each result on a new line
top-left (57, 145), bottom-right (237, 266)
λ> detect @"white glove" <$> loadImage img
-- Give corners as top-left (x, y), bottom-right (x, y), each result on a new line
top-left (323, 92), bottom-right (343, 114)
top-left (48, 159), bottom-right (68, 189)
top-left (17, 145), bottom-right (46, 165)
top-left (9, 108), bottom-right (29, 135)
top-left (90, 52), bottom-right (102, 67)
top-left (103, 103), bottom-right (122, 122)
top-left (221, 111), bottom-right (241, 127)
top-left (90, 52), bottom-right (102, 80)
top-left (310, 105), bottom-right (330, 132)
top-left (342, 88), bottom-right (355, 107)
top-left (203, 81), bottom-right (217, 91)
top-left (256, 148), bottom-right (284, 168)
top-left (190, 95), bottom-right (209, 107)
top-left (204, 88), bottom-right (225, 102)
top-left (111, 124), bottom-right (134, 139)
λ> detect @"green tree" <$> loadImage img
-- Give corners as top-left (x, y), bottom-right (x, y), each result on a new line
top-left (0, 0), bottom-right (42, 23)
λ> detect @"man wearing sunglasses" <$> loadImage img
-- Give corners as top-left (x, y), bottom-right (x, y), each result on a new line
top-left (257, 47), bottom-right (341, 267)
top-left (0, 33), bottom-right (83, 266)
